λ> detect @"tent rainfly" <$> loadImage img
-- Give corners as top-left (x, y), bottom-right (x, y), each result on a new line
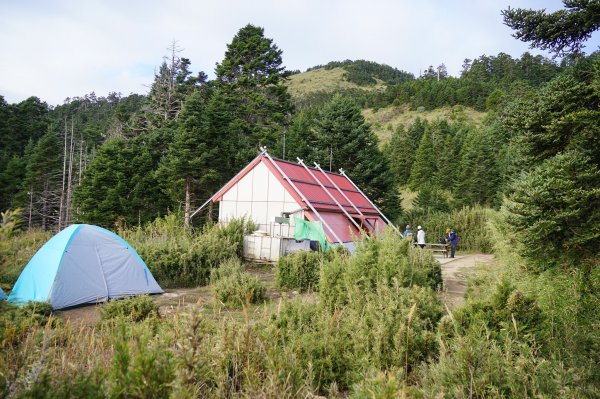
top-left (192, 149), bottom-right (398, 255)
top-left (8, 224), bottom-right (163, 309)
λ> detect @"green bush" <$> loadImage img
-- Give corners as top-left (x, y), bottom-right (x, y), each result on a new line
top-left (276, 251), bottom-right (322, 292)
top-left (0, 301), bottom-right (56, 349)
top-left (0, 229), bottom-right (52, 288)
top-left (212, 258), bottom-right (266, 308)
top-left (100, 295), bottom-right (160, 322)
top-left (16, 372), bottom-right (105, 399)
top-left (108, 321), bottom-right (175, 398)
top-left (320, 229), bottom-right (442, 309)
top-left (126, 214), bottom-right (254, 288)
top-left (404, 205), bottom-right (493, 253)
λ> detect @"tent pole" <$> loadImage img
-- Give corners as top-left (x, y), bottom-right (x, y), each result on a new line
top-left (339, 168), bottom-right (402, 236)
top-left (313, 162), bottom-right (376, 232)
top-left (261, 147), bottom-right (344, 244)
top-left (297, 158), bottom-right (368, 239)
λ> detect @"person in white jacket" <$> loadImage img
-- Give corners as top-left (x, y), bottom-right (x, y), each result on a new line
top-left (417, 226), bottom-right (426, 249)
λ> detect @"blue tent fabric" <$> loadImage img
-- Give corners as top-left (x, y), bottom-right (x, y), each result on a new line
top-left (0, 288), bottom-right (7, 300)
top-left (8, 224), bottom-right (163, 309)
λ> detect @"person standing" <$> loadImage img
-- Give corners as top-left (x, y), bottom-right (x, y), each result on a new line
top-left (448, 228), bottom-right (459, 258)
top-left (403, 224), bottom-right (414, 241)
top-left (417, 225), bottom-right (426, 249)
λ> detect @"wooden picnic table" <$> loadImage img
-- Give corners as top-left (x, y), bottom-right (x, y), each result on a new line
top-left (413, 242), bottom-right (449, 257)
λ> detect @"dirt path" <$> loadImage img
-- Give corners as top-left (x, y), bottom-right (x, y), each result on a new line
top-left (436, 253), bottom-right (495, 309)
top-left (56, 254), bottom-right (494, 324)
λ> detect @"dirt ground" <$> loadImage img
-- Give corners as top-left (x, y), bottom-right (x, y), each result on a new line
top-left (55, 253), bottom-right (494, 324)
top-left (436, 253), bottom-right (495, 309)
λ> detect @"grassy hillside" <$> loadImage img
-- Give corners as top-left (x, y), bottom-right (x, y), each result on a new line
top-left (363, 104), bottom-right (487, 144)
top-left (286, 67), bottom-right (384, 98)
top-left (286, 66), bottom-right (487, 145)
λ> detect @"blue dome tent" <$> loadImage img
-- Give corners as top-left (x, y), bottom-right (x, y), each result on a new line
top-left (8, 224), bottom-right (163, 309)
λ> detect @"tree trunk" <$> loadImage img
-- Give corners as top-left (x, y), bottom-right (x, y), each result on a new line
top-left (65, 119), bottom-right (75, 225)
top-left (58, 117), bottom-right (68, 231)
top-left (184, 179), bottom-right (191, 228)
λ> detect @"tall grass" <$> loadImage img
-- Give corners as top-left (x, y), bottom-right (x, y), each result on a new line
top-left (122, 214), bottom-right (255, 288)
top-left (404, 205), bottom-right (494, 253)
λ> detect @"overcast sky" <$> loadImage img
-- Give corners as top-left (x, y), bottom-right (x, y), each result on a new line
top-left (1, 0), bottom-right (598, 106)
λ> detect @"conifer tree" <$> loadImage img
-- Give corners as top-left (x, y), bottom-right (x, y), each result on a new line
top-left (455, 128), bottom-right (500, 206)
top-left (384, 118), bottom-right (427, 186)
top-left (310, 95), bottom-right (401, 218)
top-left (408, 126), bottom-right (437, 190)
top-left (157, 91), bottom-right (222, 227)
top-left (213, 24), bottom-right (293, 169)
top-left (23, 131), bottom-right (62, 230)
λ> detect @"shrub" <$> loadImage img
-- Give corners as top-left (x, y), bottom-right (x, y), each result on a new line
top-left (215, 217), bottom-right (256, 258)
top-left (320, 229), bottom-right (442, 309)
top-left (127, 214), bottom-right (251, 288)
top-left (276, 251), bottom-right (322, 292)
top-left (212, 258), bottom-right (266, 308)
top-left (0, 229), bottom-right (52, 287)
top-left (108, 321), bottom-right (175, 398)
top-left (403, 205), bottom-right (493, 253)
top-left (100, 295), bottom-right (160, 322)
top-left (0, 301), bottom-right (57, 349)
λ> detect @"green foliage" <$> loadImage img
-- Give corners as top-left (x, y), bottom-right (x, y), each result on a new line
top-left (403, 205), bottom-right (493, 253)
top-left (0, 301), bottom-right (55, 349)
top-left (276, 250), bottom-right (322, 292)
top-left (126, 215), bottom-right (252, 288)
top-left (212, 258), bottom-right (266, 308)
top-left (0, 228), bottom-right (51, 288)
top-left (384, 118), bottom-right (426, 186)
top-left (213, 24), bottom-right (293, 169)
top-left (320, 230), bottom-right (442, 310)
top-left (503, 151), bottom-right (600, 270)
top-left (74, 132), bottom-right (171, 228)
top-left (100, 295), bottom-right (160, 322)
top-left (108, 321), bottom-right (175, 399)
top-left (309, 94), bottom-right (401, 218)
top-left (16, 372), bottom-right (105, 399)
top-left (502, 1), bottom-right (600, 56)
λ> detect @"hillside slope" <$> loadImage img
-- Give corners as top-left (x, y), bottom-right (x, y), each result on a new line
top-left (363, 105), bottom-right (487, 144)
top-left (286, 67), bottom-right (384, 98)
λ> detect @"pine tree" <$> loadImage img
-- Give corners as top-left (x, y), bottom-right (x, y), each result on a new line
top-left (213, 24), bottom-right (293, 169)
top-left (455, 127), bottom-right (500, 207)
top-left (147, 43), bottom-right (206, 127)
top-left (408, 125), bottom-right (437, 190)
top-left (157, 92), bottom-right (222, 226)
top-left (310, 95), bottom-right (401, 218)
top-left (23, 131), bottom-right (62, 230)
top-left (384, 118), bottom-right (427, 186)
top-left (503, 151), bottom-right (600, 270)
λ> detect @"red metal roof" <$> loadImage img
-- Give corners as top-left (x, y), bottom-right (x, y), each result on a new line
top-left (212, 153), bottom-right (387, 243)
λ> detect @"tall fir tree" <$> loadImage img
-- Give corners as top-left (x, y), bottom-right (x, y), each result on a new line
top-left (22, 131), bottom-right (62, 230)
top-left (157, 91), bottom-right (222, 226)
top-left (384, 118), bottom-right (427, 186)
top-left (310, 95), bottom-right (401, 218)
top-left (455, 127), bottom-right (500, 207)
top-left (408, 125), bottom-right (437, 190)
top-left (213, 24), bottom-right (293, 170)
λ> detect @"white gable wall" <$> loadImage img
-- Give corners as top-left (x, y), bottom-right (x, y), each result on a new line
top-left (218, 161), bottom-right (301, 236)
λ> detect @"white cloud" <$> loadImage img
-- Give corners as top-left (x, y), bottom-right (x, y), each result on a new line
top-left (0, 0), bottom-right (598, 105)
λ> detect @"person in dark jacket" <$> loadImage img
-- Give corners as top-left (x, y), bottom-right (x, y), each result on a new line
top-left (448, 229), bottom-right (459, 258)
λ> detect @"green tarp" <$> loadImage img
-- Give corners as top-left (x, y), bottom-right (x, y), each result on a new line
top-left (294, 217), bottom-right (330, 251)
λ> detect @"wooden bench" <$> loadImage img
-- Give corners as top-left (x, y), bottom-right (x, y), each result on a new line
top-left (413, 243), bottom-right (449, 257)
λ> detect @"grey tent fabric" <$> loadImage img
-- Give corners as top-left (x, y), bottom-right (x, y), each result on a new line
top-left (49, 225), bottom-right (163, 309)
top-left (9, 224), bottom-right (163, 310)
